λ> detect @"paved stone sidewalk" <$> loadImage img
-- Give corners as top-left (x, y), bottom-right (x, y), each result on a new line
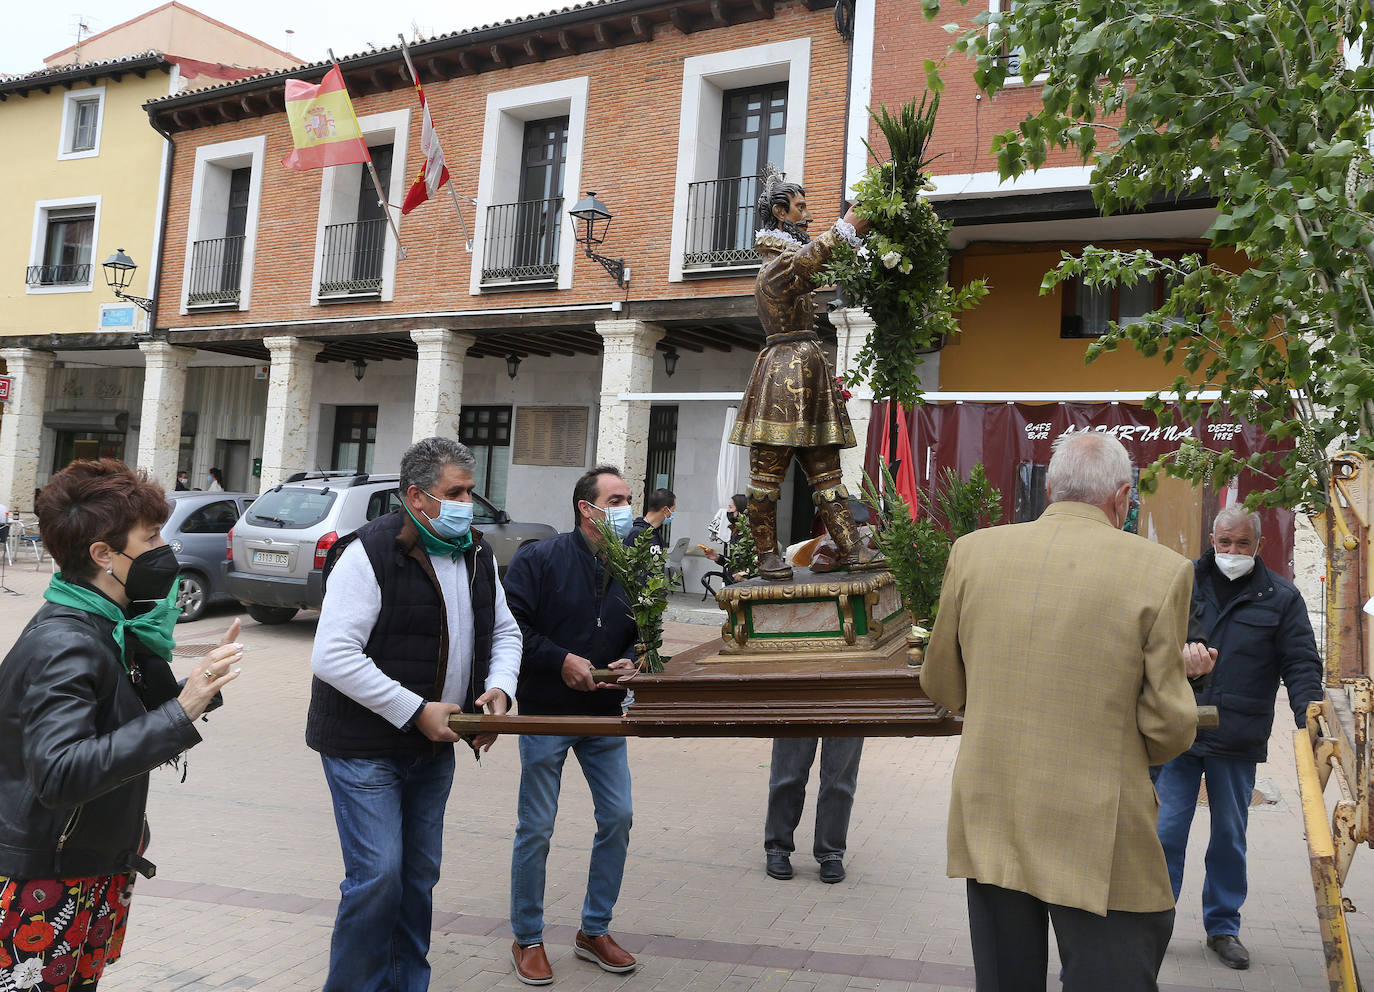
top-left (0, 563), bottom-right (1369, 990)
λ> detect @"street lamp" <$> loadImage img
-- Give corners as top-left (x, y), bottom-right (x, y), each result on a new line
top-left (101, 249), bottom-right (154, 313)
top-left (569, 192), bottom-right (628, 286)
top-left (663, 346), bottom-right (679, 377)
top-left (506, 353), bottom-right (522, 380)
top-left (353, 358), bottom-right (368, 382)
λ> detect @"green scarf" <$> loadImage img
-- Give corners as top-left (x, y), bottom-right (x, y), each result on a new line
top-left (403, 504), bottom-right (473, 561)
top-left (43, 573), bottom-right (180, 671)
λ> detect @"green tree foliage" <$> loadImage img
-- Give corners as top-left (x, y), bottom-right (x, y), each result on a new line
top-left (927, 0), bottom-right (1374, 510)
top-left (823, 94), bottom-right (988, 406)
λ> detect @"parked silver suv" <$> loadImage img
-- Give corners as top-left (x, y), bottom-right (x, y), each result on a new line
top-left (225, 472), bottom-right (555, 624)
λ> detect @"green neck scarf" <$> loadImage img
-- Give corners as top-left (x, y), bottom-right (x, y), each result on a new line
top-left (403, 504), bottom-right (473, 561)
top-left (43, 573), bottom-right (180, 671)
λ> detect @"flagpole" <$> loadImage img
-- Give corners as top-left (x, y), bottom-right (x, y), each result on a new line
top-left (329, 49), bottom-right (406, 258)
top-left (397, 34), bottom-right (473, 252)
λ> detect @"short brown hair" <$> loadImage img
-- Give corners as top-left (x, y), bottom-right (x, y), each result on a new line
top-left (38, 459), bottom-right (170, 579)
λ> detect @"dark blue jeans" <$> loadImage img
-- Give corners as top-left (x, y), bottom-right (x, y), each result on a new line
top-left (510, 735), bottom-right (632, 946)
top-left (1154, 752), bottom-right (1257, 937)
top-left (320, 748), bottom-right (456, 992)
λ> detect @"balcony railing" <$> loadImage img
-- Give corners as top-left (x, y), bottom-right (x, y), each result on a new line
top-left (25, 263), bottom-right (92, 287)
top-left (683, 175), bottom-right (763, 270)
top-left (187, 236), bottom-right (245, 306)
top-left (480, 197), bottom-right (562, 284)
top-left (320, 218), bottom-right (387, 297)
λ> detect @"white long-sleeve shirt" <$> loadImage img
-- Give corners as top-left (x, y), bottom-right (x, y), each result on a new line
top-left (310, 539), bottom-right (522, 727)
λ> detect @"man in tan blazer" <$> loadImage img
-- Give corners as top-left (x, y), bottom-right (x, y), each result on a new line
top-left (923, 431), bottom-right (1197, 992)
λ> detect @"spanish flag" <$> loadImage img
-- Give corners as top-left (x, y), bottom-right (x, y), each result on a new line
top-left (282, 66), bottom-right (371, 171)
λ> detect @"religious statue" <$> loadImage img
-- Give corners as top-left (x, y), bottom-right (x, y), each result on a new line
top-left (727, 175), bottom-right (886, 581)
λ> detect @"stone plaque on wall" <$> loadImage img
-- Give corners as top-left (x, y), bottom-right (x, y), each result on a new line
top-left (513, 405), bottom-right (589, 467)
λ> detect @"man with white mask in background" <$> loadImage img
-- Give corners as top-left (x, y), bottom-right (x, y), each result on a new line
top-left (1154, 506), bottom-right (1322, 971)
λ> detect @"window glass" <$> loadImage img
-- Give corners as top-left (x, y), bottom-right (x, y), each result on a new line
top-left (471, 493), bottom-right (499, 526)
top-left (72, 99), bottom-right (99, 151)
top-left (1119, 279), bottom-right (1156, 326)
top-left (1013, 462), bottom-right (1048, 523)
top-left (181, 500), bottom-right (239, 534)
top-left (40, 209), bottom-right (95, 285)
top-left (246, 488), bottom-right (337, 528)
top-left (366, 489), bottom-right (402, 520)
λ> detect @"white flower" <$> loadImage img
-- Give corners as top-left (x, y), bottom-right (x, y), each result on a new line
top-left (11, 958), bottom-right (44, 989)
top-left (900, 260), bottom-right (913, 275)
top-left (881, 250), bottom-right (902, 269)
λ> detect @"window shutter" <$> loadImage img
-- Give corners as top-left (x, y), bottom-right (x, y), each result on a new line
top-left (513, 406), bottom-right (589, 467)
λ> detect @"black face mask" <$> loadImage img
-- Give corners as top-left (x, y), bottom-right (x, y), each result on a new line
top-left (117, 545), bottom-right (180, 602)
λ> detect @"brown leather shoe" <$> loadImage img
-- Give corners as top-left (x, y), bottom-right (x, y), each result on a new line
top-left (574, 930), bottom-right (637, 973)
top-left (511, 941), bottom-right (553, 985)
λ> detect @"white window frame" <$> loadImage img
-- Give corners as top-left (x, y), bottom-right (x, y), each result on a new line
top-left (470, 76), bottom-right (589, 295)
top-left (27, 195), bottom-right (101, 295)
top-left (988, 0), bottom-right (1048, 86)
top-left (180, 135), bottom-right (266, 314)
top-left (668, 38), bottom-right (811, 283)
top-left (57, 86), bottom-right (106, 160)
top-left (310, 108), bottom-right (411, 306)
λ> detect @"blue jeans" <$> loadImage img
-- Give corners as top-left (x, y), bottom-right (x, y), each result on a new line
top-left (320, 748), bottom-right (456, 992)
top-left (510, 735), bottom-right (632, 946)
top-left (1155, 752), bottom-right (1257, 937)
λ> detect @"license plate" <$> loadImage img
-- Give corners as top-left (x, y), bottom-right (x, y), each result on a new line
top-left (252, 550), bottom-right (289, 567)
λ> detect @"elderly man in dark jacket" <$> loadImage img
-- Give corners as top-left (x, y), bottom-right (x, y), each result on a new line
top-left (1155, 506), bottom-right (1322, 971)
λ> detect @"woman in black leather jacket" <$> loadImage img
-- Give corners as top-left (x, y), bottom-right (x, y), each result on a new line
top-left (0, 459), bottom-right (241, 990)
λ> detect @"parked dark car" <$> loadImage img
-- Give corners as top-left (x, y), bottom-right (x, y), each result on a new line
top-left (165, 490), bottom-right (255, 622)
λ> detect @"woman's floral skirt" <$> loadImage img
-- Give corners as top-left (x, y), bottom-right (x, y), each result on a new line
top-left (0, 873), bottom-right (133, 990)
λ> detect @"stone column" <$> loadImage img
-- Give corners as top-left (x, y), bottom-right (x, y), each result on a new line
top-left (833, 308), bottom-right (877, 491)
top-left (0, 348), bottom-right (55, 512)
top-left (594, 318), bottom-right (664, 507)
top-left (410, 328), bottom-right (476, 441)
top-left (260, 336), bottom-right (323, 491)
top-left (136, 341), bottom-right (194, 489)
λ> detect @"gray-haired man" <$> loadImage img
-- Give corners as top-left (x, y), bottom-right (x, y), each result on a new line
top-left (1155, 506), bottom-right (1322, 971)
top-left (307, 436), bottom-right (522, 992)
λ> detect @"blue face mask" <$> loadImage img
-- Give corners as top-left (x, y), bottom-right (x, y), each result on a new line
top-left (664, 513), bottom-right (675, 525)
top-left (592, 502), bottom-right (635, 539)
top-left (422, 490), bottom-right (474, 540)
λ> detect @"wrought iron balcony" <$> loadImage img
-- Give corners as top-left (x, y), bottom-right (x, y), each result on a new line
top-left (320, 218), bottom-right (387, 298)
top-left (683, 175), bottom-right (763, 270)
top-left (480, 197), bottom-right (562, 285)
top-left (187, 236), bottom-right (245, 306)
top-left (25, 263), bottom-right (92, 287)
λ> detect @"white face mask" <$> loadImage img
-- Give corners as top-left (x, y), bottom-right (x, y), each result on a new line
top-left (1214, 552), bottom-right (1256, 581)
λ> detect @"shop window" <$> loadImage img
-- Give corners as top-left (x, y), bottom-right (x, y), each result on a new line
top-left (460, 405), bottom-right (513, 507)
top-left (331, 406), bottom-right (378, 474)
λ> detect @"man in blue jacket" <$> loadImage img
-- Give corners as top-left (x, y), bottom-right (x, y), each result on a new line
top-left (503, 465), bottom-right (639, 985)
top-left (1155, 506), bottom-right (1322, 971)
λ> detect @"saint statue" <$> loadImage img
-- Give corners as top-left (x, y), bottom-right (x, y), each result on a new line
top-left (727, 176), bottom-right (886, 581)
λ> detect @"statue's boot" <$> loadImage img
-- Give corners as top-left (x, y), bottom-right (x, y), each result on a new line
top-left (748, 495), bottom-right (793, 581)
top-left (818, 494), bottom-right (887, 573)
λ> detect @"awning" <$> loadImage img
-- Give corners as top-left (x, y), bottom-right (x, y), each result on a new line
top-left (44, 410), bottom-right (130, 433)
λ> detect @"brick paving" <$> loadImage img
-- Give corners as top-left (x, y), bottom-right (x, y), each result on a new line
top-left (1, 567), bottom-right (1371, 990)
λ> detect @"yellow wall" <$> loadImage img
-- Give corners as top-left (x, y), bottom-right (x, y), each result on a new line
top-left (942, 243), bottom-right (1213, 392)
top-left (1, 71), bottom-right (171, 337)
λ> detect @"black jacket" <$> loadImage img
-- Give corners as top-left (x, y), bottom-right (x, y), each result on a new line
top-left (1189, 549), bottom-right (1323, 762)
top-left (504, 529), bottom-right (636, 716)
top-left (0, 602), bottom-right (201, 879)
top-left (307, 510), bottom-right (499, 757)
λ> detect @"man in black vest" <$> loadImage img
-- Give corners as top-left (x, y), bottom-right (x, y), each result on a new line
top-left (504, 465), bottom-right (639, 985)
top-left (307, 436), bottom-right (522, 992)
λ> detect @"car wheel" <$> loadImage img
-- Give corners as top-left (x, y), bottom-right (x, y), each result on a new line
top-left (246, 604), bottom-right (298, 625)
top-left (176, 572), bottom-right (208, 623)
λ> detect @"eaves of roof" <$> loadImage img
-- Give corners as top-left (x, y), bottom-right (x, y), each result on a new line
top-left (1, 51), bottom-right (171, 99)
top-left (144, 0), bottom-right (830, 131)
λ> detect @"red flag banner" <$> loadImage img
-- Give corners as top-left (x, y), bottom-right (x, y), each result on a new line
top-left (282, 66), bottom-right (371, 171)
top-left (401, 83), bottom-right (451, 215)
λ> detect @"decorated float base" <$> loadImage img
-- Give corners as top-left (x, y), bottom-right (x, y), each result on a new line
top-left (452, 570), bottom-right (960, 739)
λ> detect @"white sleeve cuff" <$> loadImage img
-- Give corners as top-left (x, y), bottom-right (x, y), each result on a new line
top-left (833, 217), bottom-right (862, 249)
